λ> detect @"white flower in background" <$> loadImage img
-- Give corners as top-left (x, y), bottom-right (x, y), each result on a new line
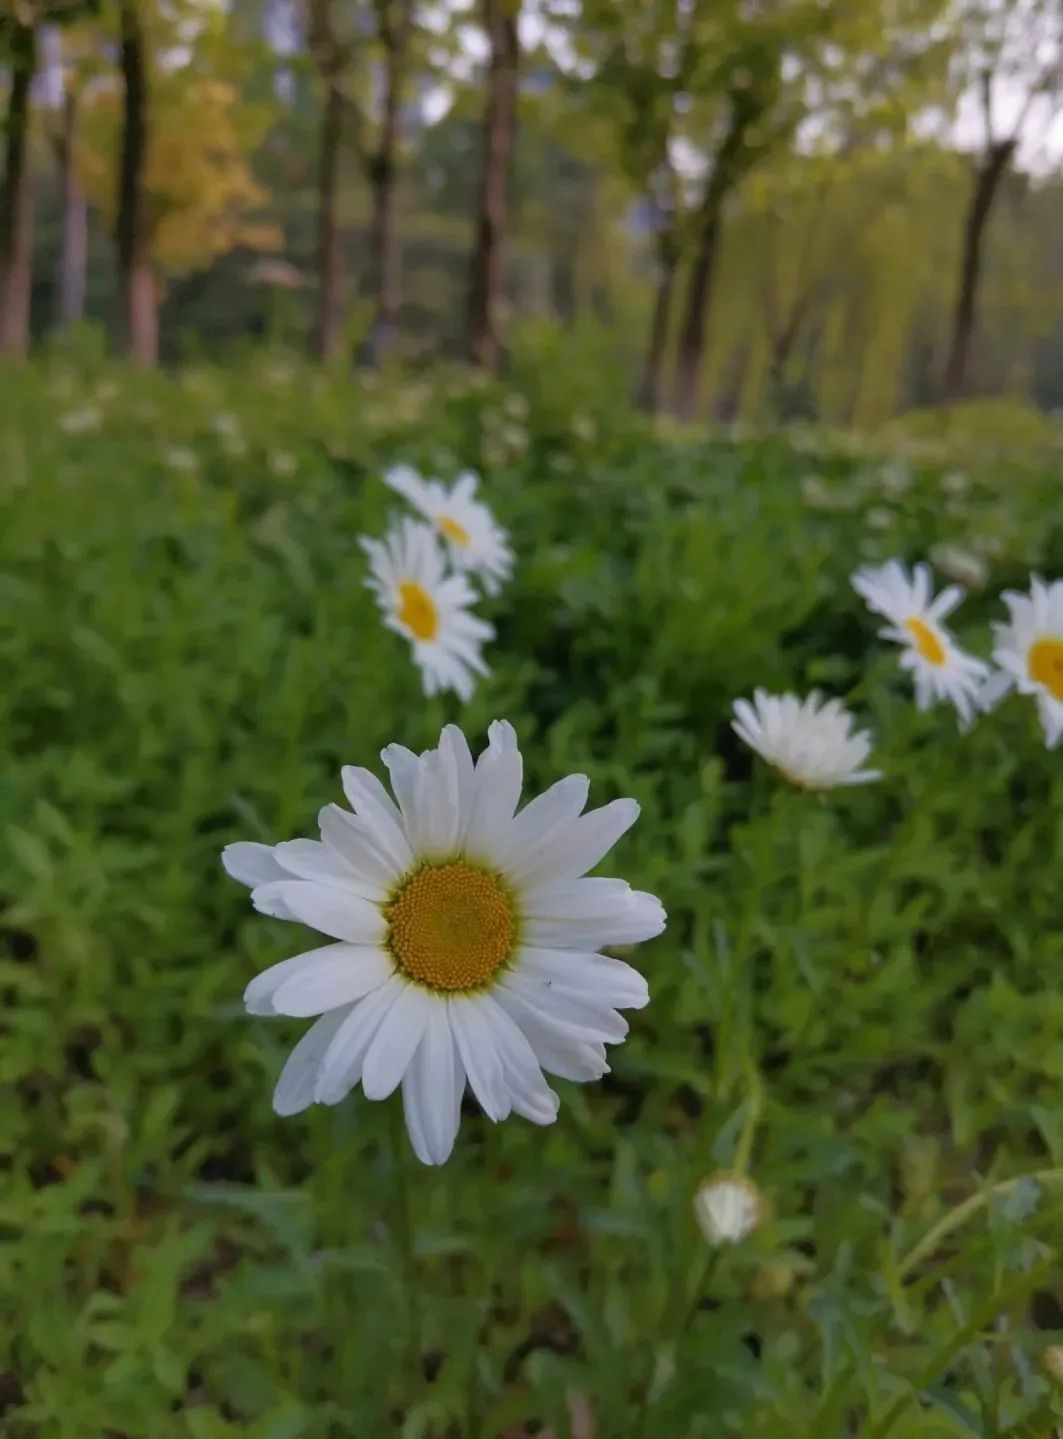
top-left (982, 576), bottom-right (1063, 747)
top-left (878, 460), bottom-right (912, 499)
top-left (941, 470), bottom-right (970, 496)
top-left (732, 690), bottom-right (880, 791)
top-left (361, 518), bottom-right (493, 701)
top-left (59, 406), bottom-right (102, 436)
top-left (164, 446), bottom-right (199, 474)
top-left (268, 451), bottom-right (298, 479)
top-left (693, 1173), bottom-right (765, 1246)
top-left (929, 541), bottom-right (987, 590)
top-left (866, 505), bottom-right (895, 531)
top-left (384, 464), bottom-right (513, 596)
top-left (222, 722), bottom-right (665, 1165)
top-left (851, 560), bottom-right (990, 727)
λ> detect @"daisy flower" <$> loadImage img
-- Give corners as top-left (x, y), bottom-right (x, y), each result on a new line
top-left (384, 464), bottom-right (513, 596)
top-left (851, 560), bottom-right (989, 727)
top-left (222, 722), bottom-right (665, 1165)
top-left (982, 576), bottom-right (1063, 747)
top-left (732, 689), bottom-right (880, 791)
top-left (360, 519), bottom-right (493, 702)
top-left (693, 1173), bottom-right (765, 1247)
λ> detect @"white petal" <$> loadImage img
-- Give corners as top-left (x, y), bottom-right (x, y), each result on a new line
top-left (256, 881), bottom-right (386, 944)
top-left (464, 726), bottom-right (523, 859)
top-left (516, 946), bottom-right (650, 1010)
top-left (511, 797), bottom-right (640, 886)
top-left (448, 994), bottom-right (510, 1121)
top-left (496, 774), bottom-right (589, 872)
top-left (477, 993), bottom-right (559, 1125)
top-left (272, 1008), bottom-right (351, 1116)
top-left (438, 725), bottom-right (476, 843)
top-left (272, 838), bottom-right (363, 888)
top-left (361, 983), bottom-right (435, 1100)
top-left (500, 970), bottom-right (629, 1042)
top-left (318, 805), bottom-right (402, 894)
top-left (245, 942), bottom-right (382, 1015)
top-left (270, 946), bottom-right (395, 1017)
top-left (494, 987), bottom-right (609, 1081)
top-left (313, 975), bottom-right (406, 1105)
top-left (222, 842), bottom-right (287, 889)
top-left (339, 766), bottom-right (414, 871)
top-left (402, 1005), bottom-right (464, 1165)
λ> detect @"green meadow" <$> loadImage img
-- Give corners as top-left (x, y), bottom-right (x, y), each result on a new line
top-left (3, 355), bottom-right (1063, 1438)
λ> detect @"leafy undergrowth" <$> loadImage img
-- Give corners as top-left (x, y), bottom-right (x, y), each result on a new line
top-left (2, 355), bottom-right (1063, 1438)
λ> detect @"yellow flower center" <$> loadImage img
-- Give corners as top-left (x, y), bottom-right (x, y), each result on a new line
top-left (904, 617), bottom-right (947, 666)
top-left (438, 515), bottom-right (471, 548)
top-left (1029, 637), bottom-right (1063, 700)
top-left (386, 862), bottom-right (516, 993)
top-left (396, 581), bottom-right (439, 642)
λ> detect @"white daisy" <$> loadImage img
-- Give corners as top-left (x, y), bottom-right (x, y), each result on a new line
top-left (222, 722), bottom-right (665, 1165)
top-left (384, 464), bottom-right (513, 596)
top-left (732, 689), bottom-right (881, 791)
top-left (851, 560), bottom-right (990, 727)
top-left (693, 1173), bottom-right (765, 1247)
top-left (982, 576), bottom-right (1063, 748)
top-left (360, 519), bottom-right (493, 702)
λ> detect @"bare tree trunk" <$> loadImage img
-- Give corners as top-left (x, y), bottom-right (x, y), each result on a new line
top-left (116, 0), bottom-right (157, 364)
top-left (0, 18), bottom-right (37, 357)
top-left (467, 0), bottom-right (519, 371)
top-left (672, 202), bottom-right (723, 423)
top-left (313, 80), bottom-right (344, 359)
top-left (942, 139), bottom-right (1014, 400)
top-left (365, 49), bottom-right (403, 369)
top-left (57, 85), bottom-right (87, 328)
top-left (672, 88), bottom-right (768, 422)
top-left (636, 228), bottom-right (677, 413)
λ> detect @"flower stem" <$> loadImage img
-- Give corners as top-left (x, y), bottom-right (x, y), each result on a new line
top-left (389, 1101), bottom-right (421, 1387)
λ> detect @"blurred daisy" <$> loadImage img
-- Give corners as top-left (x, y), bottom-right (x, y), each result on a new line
top-left (361, 519), bottom-right (493, 702)
top-left (59, 406), bottom-right (102, 436)
top-left (732, 689), bottom-right (880, 791)
top-left (384, 464), bottom-right (513, 596)
top-left (851, 560), bottom-right (989, 727)
top-left (694, 1173), bottom-right (764, 1246)
top-left (222, 721), bottom-right (665, 1165)
top-left (164, 446), bottom-right (199, 474)
top-left (983, 576), bottom-right (1063, 747)
top-left (929, 541), bottom-right (987, 591)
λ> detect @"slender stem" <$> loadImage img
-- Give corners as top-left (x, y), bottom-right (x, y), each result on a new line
top-left (863, 1258), bottom-right (1056, 1439)
top-left (634, 1250), bottom-right (718, 1436)
top-left (389, 1102), bottom-right (421, 1383)
top-left (897, 1167), bottom-right (1063, 1281)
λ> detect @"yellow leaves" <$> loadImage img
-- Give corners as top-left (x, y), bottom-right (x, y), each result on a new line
top-left (79, 73), bottom-right (279, 277)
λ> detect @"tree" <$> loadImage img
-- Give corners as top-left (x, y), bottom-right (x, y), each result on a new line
top-left (941, 0), bottom-right (1063, 399)
top-left (467, 0), bottom-right (520, 371)
top-left (306, 0), bottom-right (350, 359)
top-left (0, 7), bottom-right (38, 355)
top-left (115, 0), bottom-right (155, 362)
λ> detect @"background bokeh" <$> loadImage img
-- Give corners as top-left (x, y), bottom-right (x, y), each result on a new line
top-left (4, 2), bottom-right (1063, 1436)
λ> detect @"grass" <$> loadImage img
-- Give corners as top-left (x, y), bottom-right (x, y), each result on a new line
top-left (2, 352), bottom-right (1063, 1438)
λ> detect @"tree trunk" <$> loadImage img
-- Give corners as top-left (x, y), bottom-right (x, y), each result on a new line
top-left (467, 0), bottom-right (519, 372)
top-left (116, 0), bottom-right (157, 364)
top-left (0, 18), bottom-right (37, 357)
top-left (57, 85), bottom-right (87, 329)
top-left (365, 53), bottom-right (404, 369)
top-left (671, 202), bottom-right (723, 423)
top-left (313, 80), bottom-right (344, 359)
top-left (636, 227), bottom-right (677, 413)
top-left (941, 140), bottom-right (1014, 400)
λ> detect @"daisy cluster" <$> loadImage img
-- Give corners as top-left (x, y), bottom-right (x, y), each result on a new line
top-left (732, 561), bottom-right (1063, 791)
top-left (359, 464), bottom-right (514, 701)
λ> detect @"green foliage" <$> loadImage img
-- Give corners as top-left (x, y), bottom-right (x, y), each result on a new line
top-left (2, 356), bottom-right (1063, 1436)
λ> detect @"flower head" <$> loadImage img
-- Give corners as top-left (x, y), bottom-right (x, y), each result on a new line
top-left (693, 1173), bottom-right (764, 1246)
top-left (851, 560), bottom-right (989, 727)
top-left (732, 689), bottom-right (880, 791)
top-left (222, 722), bottom-right (665, 1165)
top-left (384, 464), bottom-right (513, 596)
top-left (982, 576), bottom-right (1063, 748)
top-left (361, 519), bottom-right (493, 701)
